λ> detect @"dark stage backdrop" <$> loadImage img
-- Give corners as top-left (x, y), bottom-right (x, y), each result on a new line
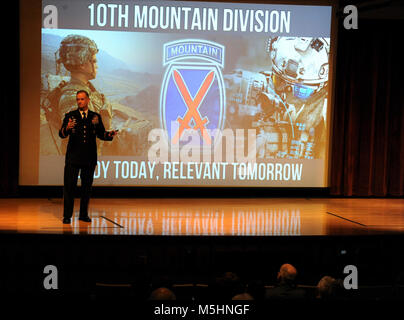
top-left (330, 18), bottom-right (404, 197)
top-left (1, 3), bottom-right (403, 197)
top-left (1, 1), bottom-right (20, 197)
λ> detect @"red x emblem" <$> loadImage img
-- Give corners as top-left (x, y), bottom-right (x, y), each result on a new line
top-left (171, 69), bottom-right (215, 145)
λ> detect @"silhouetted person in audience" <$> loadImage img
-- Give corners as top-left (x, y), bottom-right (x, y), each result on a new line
top-left (245, 279), bottom-right (265, 300)
top-left (265, 263), bottom-right (306, 300)
top-left (149, 287), bottom-right (176, 300)
top-left (232, 293), bottom-right (254, 300)
top-left (211, 272), bottom-right (244, 300)
top-left (316, 276), bottom-right (344, 300)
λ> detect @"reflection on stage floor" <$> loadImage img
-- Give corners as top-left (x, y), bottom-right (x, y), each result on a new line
top-left (0, 198), bottom-right (403, 236)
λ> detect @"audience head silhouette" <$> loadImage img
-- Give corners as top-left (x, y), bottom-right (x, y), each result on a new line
top-left (232, 293), bottom-right (254, 300)
top-left (317, 276), bottom-right (343, 299)
top-left (149, 287), bottom-right (176, 300)
top-left (265, 263), bottom-right (305, 300)
top-left (277, 263), bottom-right (298, 284)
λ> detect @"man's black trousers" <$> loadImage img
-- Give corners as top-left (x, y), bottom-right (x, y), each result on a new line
top-left (63, 162), bottom-right (96, 219)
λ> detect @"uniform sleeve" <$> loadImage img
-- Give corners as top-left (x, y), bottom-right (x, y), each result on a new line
top-left (95, 114), bottom-right (114, 141)
top-left (59, 113), bottom-right (71, 139)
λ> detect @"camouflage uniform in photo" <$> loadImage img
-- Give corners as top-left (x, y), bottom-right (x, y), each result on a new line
top-left (40, 34), bottom-right (152, 156)
top-left (224, 37), bottom-right (329, 159)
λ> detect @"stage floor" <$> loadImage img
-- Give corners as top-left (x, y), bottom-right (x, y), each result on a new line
top-left (0, 198), bottom-right (404, 236)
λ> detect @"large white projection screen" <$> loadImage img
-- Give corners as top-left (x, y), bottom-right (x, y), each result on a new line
top-left (20, 0), bottom-right (335, 187)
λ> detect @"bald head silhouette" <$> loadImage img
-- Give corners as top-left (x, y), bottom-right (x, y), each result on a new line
top-left (265, 263), bottom-right (305, 300)
top-left (232, 293), bottom-right (254, 300)
top-left (277, 264), bottom-right (298, 284)
top-left (149, 287), bottom-right (176, 300)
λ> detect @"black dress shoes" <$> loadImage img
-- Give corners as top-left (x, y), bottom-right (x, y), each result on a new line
top-left (63, 218), bottom-right (71, 224)
top-left (78, 216), bottom-right (92, 222)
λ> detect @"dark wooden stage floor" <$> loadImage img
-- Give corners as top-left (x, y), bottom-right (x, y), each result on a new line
top-left (1, 198), bottom-right (404, 236)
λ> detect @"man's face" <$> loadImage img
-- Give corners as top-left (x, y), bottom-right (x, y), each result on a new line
top-left (76, 92), bottom-right (89, 110)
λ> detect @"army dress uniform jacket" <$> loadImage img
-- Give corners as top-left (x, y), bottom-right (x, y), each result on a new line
top-left (59, 109), bottom-right (112, 167)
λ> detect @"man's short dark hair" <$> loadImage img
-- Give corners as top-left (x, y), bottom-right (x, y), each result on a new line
top-left (76, 90), bottom-right (89, 97)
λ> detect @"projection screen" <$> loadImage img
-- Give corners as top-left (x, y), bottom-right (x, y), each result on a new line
top-left (19, 0), bottom-right (336, 187)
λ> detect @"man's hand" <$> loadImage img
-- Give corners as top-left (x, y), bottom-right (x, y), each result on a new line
top-left (66, 117), bottom-right (76, 130)
top-left (108, 130), bottom-right (118, 138)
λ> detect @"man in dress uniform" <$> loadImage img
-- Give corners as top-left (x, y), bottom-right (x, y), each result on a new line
top-left (59, 90), bottom-right (117, 224)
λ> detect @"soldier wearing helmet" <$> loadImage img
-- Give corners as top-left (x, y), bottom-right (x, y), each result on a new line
top-left (256, 37), bottom-right (329, 159)
top-left (40, 35), bottom-right (112, 155)
top-left (40, 34), bottom-right (152, 156)
top-left (56, 35), bottom-right (112, 126)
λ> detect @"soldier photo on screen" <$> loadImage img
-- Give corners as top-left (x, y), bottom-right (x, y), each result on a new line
top-left (224, 37), bottom-right (329, 160)
top-left (40, 34), bottom-right (152, 156)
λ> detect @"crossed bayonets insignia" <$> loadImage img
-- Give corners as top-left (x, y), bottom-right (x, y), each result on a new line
top-left (171, 69), bottom-right (214, 145)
